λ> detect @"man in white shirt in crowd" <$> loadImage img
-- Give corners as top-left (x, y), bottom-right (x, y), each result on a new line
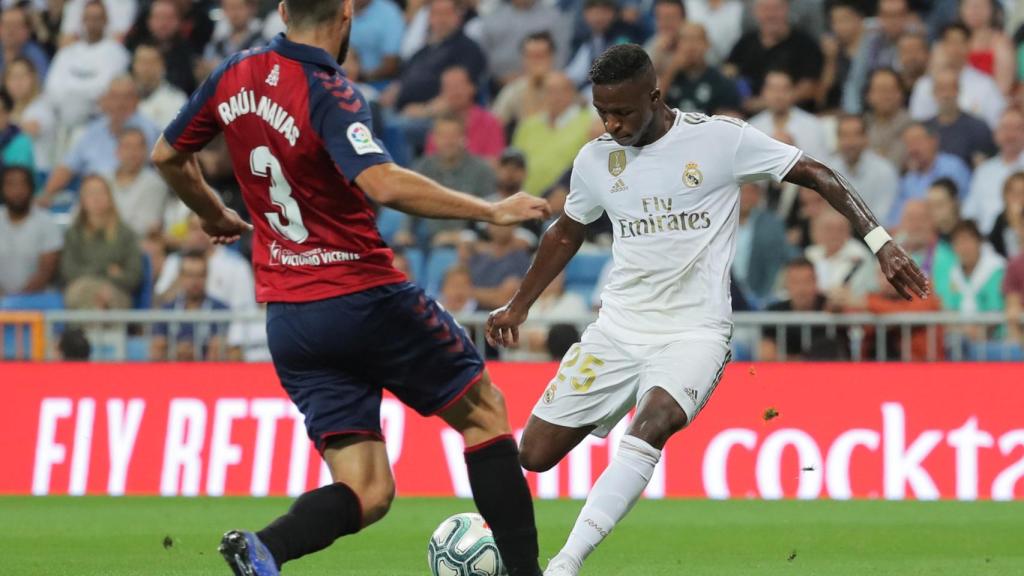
top-left (60, 0), bottom-right (136, 43)
top-left (806, 209), bottom-right (878, 297)
top-left (45, 0), bottom-right (130, 131)
top-left (909, 22), bottom-right (1005, 130)
top-left (749, 69), bottom-right (828, 161)
top-left (0, 167), bottom-right (62, 298)
top-left (963, 107), bottom-right (1024, 235)
top-left (132, 43), bottom-right (187, 129)
top-left (109, 127), bottom-right (169, 237)
top-left (155, 214), bottom-right (255, 313)
top-left (829, 114), bottom-right (900, 221)
top-left (684, 0), bottom-right (742, 66)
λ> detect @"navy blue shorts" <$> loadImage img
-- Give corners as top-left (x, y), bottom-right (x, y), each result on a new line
top-left (267, 282), bottom-right (484, 450)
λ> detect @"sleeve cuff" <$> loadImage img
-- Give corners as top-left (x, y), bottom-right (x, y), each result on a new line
top-left (776, 149), bottom-right (804, 183)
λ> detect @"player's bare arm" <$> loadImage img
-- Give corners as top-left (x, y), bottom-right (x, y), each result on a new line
top-left (356, 163), bottom-right (551, 225)
top-left (784, 156), bottom-right (930, 301)
top-left (486, 215), bottom-right (587, 347)
top-left (151, 136), bottom-right (252, 245)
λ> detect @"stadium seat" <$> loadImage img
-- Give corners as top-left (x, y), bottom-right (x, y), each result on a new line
top-left (133, 253), bottom-right (154, 309)
top-left (404, 247), bottom-right (426, 284)
top-left (377, 207), bottom-right (407, 244)
top-left (965, 341), bottom-right (1024, 362)
top-left (564, 251), bottom-right (611, 303)
top-left (380, 123), bottom-right (412, 167)
top-left (424, 248), bottom-right (458, 297)
top-left (125, 336), bottom-right (151, 362)
top-left (0, 291), bottom-right (64, 311)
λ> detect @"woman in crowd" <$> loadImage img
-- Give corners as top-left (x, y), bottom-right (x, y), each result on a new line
top-left (960, 0), bottom-right (1016, 95)
top-left (60, 175), bottom-right (143, 310)
top-left (989, 171), bottom-right (1024, 259)
top-left (937, 219), bottom-right (1006, 341)
top-left (4, 57), bottom-right (41, 124)
top-left (5, 57), bottom-right (57, 173)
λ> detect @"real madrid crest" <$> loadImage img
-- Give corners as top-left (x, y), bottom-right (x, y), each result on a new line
top-left (608, 150), bottom-right (627, 176)
top-left (684, 161), bottom-right (703, 188)
top-left (543, 381), bottom-right (557, 404)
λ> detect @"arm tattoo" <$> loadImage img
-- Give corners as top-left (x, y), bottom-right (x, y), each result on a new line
top-left (783, 156), bottom-right (880, 238)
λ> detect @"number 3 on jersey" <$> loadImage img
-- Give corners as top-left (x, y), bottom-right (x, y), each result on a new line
top-left (556, 344), bottom-right (604, 392)
top-left (250, 146), bottom-right (309, 243)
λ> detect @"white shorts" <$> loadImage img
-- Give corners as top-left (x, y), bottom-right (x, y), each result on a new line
top-left (531, 325), bottom-right (731, 438)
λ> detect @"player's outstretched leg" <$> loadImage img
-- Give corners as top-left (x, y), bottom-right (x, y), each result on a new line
top-left (220, 436), bottom-right (394, 575)
top-left (545, 388), bottom-right (686, 576)
top-left (440, 371), bottom-right (542, 576)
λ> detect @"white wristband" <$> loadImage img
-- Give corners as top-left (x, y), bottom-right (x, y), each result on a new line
top-left (864, 226), bottom-right (892, 254)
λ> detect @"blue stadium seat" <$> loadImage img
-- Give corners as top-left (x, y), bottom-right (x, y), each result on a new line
top-left (377, 207), bottom-right (407, 244)
top-left (424, 248), bottom-right (458, 297)
top-left (133, 253), bottom-right (154, 309)
top-left (380, 123), bottom-right (411, 167)
top-left (404, 247), bottom-right (425, 285)
top-left (965, 341), bottom-right (1024, 362)
top-left (126, 336), bottom-right (151, 362)
top-left (564, 251), bottom-right (611, 303)
top-left (0, 291), bottom-right (64, 311)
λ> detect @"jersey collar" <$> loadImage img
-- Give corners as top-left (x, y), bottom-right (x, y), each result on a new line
top-left (268, 33), bottom-right (344, 72)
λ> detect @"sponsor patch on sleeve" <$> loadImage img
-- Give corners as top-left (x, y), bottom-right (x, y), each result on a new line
top-left (346, 122), bottom-right (383, 155)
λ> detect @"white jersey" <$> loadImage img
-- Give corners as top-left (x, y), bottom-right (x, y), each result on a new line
top-left (565, 111), bottom-right (802, 344)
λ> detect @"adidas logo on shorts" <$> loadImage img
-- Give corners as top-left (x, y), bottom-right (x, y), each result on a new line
top-left (684, 387), bottom-right (698, 403)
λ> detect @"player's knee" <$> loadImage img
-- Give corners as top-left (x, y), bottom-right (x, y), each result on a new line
top-left (356, 478), bottom-right (395, 527)
top-left (517, 437), bottom-right (557, 472)
top-left (471, 379), bottom-right (511, 436)
top-left (518, 449), bottom-right (556, 473)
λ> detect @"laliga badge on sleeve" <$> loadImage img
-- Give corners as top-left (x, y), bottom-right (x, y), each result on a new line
top-left (347, 122), bottom-right (383, 155)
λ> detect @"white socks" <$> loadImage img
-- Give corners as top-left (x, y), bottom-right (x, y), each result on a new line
top-left (552, 435), bottom-right (662, 570)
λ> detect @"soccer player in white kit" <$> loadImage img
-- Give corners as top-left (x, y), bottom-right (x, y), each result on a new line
top-left (486, 45), bottom-right (931, 575)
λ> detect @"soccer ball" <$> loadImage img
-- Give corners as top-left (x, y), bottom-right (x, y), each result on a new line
top-left (427, 513), bottom-right (506, 576)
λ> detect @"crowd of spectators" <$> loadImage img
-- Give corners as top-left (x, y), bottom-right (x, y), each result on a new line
top-left (1, 0), bottom-right (1024, 361)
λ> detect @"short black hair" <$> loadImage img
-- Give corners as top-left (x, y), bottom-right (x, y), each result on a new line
top-left (928, 177), bottom-right (959, 201)
top-left (951, 219), bottom-right (982, 242)
top-left (830, 0), bottom-right (864, 16)
top-left (546, 324), bottom-right (580, 361)
top-left (904, 121), bottom-right (938, 138)
top-left (181, 248), bottom-right (208, 269)
top-left (58, 328), bottom-right (92, 361)
top-left (1, 165), bottom-right (34, 191)
top-left (653, 0), bottom-right (685, 14)
top-left (522, 30), bottom-right (556, 53)
top-left (785, 256), bottom-right (816, 272)
top-left (284, 0), bottom-right (343, 28)
top-left (0, 89), bottom-right (11, 113)
top-left (836, 113), bottom-right (866, 134)
top-left (940, 22), bottom-right (971, 41)
top-left (589, 44), bottom-right (653, 86)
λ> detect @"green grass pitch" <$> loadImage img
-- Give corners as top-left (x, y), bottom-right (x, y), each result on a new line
top-left (2, 497), bottom-right (1022, 575)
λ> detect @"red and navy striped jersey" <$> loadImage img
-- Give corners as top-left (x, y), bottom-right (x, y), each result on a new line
top-left (164, 34), bottom-right (406, 303)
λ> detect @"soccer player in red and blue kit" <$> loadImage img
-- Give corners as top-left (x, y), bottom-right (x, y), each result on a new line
top-left (150, 0), bottom-right (550, 573)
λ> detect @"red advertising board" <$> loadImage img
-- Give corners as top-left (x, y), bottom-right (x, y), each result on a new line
top-left (2, 363), bottom-right (1023, 500)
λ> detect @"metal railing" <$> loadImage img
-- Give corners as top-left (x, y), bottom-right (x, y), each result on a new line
top-left (15, 309), bottom-right (1017, 363)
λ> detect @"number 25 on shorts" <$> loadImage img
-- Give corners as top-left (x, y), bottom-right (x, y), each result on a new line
top-left (556, 344), bottom-right (604, 393)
